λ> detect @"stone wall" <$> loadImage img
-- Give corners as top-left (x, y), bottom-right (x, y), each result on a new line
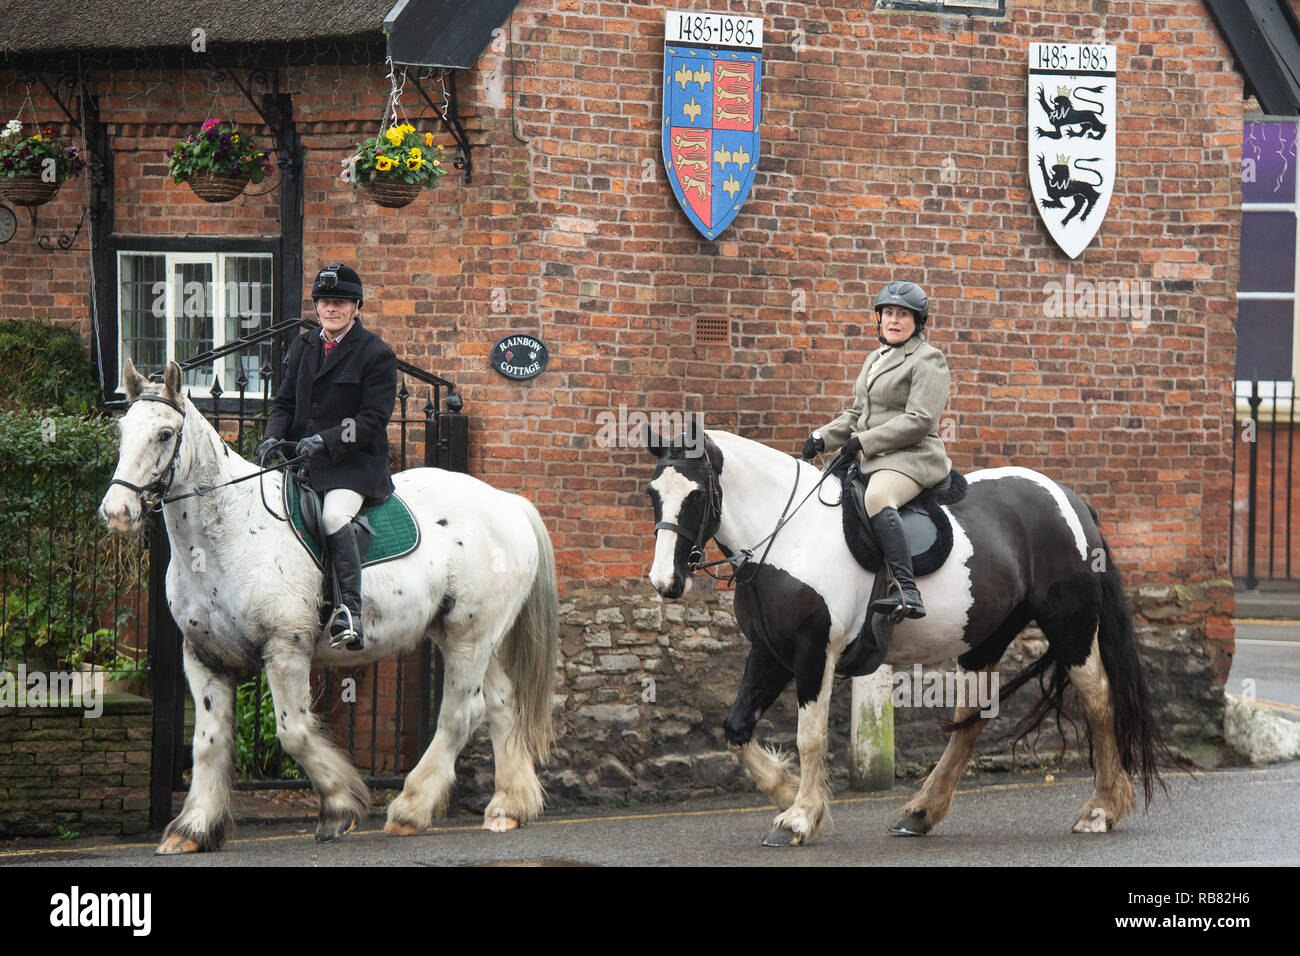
top-left (451, 574), bottom-right (1235, 809)
top-left (0, 694), bottom-right (152, 837)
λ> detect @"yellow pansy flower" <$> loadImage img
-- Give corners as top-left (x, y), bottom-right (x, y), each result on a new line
top-left (231, 134), bottom-right (239, 143)
top-left (32, 134), bottom-right (42, 141)
top-left (432, 159), bottom-right (440, 168)
top-left (409, 147), bottom-right (421, 160)
top-left (424, 132), bottom-right (433, 147)
top-left (375, 156), bottom-right (393, 171)
top-left (406, 156), bottom-right (423, 170)
top-left (384, 128), bottom-right (402, 146)
top-left (400, 123), bottom-right (414, 135)
top-left (436, 143), bottom-right (444, 151)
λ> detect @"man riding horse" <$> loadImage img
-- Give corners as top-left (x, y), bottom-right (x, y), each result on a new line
top-left (259, 263), bottom-right (398, 650)
top-left (803, 280), bottom-right (950, 621)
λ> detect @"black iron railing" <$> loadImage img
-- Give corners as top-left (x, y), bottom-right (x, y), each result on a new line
top-left (1232, 379), bottom-right (1296, 588)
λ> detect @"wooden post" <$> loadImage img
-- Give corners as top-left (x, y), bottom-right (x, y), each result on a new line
top-left (849, 666), bottom-right (894, 791)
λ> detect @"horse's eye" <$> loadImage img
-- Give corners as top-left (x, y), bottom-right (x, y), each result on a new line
top-left (158, 430), bottom-right (173, 442)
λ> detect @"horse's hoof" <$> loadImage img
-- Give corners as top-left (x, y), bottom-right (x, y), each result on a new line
top-left (156, 833), bottom-right (202, 855)
top-left (315, 817), bottom-right (357, 843)
top-left (383, 820), bottom-right (421, 836)
top-left (1071, 815), bottom-right (1112, 834)
top-left (482, 812), bottom-right (521, 833)
top-left (889, 813), bottom-right (931, 836)
top-left (761, 829), bottom-right (800, 847)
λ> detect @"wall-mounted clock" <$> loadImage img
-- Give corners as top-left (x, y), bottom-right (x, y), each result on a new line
top-left (0, 204), bottom-right (16, 244)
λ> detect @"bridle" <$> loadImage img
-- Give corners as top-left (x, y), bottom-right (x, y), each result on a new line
top-left (108, 392), bottom-right (306, 515)
top-left (654, 446), bottom-right (851, 590)
top-left (108, 392), bottom-right (186, 509)
top-left (653, 453), bottom-right (723, 574)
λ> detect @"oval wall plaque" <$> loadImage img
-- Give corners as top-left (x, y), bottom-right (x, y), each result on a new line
top-left (490, 333), bottom-right (549, 381)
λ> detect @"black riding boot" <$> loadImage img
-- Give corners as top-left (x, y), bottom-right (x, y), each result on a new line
top-left (868, 507), bottom-right (926, 621)
top-left (325, 523), bottom-right (364, 650)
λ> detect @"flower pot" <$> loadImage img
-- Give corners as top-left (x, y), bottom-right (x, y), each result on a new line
top-left (0, 176), bottom-right (62, 206)
top-left (360, 178), bottom-right (424, 209)
top-left (185, 169), bottom-right (250, 203)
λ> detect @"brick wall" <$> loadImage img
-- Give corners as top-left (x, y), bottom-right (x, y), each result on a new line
top-left (0, 694), bottom-right (152, 837)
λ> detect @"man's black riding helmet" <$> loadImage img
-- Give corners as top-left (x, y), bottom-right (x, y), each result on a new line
top-left (874, 280), bottom-right (929, 326)
top-left (312, 263), bottom-right (364, 306)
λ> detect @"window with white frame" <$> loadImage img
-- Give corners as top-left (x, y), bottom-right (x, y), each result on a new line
top-left (1236, 118), bottom-right (1298, 418)
top-left (117, 251), bottom-right (274, 398)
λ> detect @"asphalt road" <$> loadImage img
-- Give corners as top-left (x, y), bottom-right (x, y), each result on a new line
top-left (4, 763), bottom-right (1297, 867)
top-left (1230, 620), bottom-right (1300, 720)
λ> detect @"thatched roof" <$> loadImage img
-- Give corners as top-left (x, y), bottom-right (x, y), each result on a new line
top-left (0, 0), bottom-right (396, 54)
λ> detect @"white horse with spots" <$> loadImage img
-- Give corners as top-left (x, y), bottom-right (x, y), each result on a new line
top-left (646, 427), bottom-right (1182, 846)
top-left (100, 361), bottom-right (558, 853)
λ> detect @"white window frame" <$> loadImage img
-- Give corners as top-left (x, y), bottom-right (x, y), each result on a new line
top-left (116, 250), bottom-right (275, 400)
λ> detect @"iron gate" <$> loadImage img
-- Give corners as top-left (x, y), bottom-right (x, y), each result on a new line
top-left (142, 317), bottom-right (468, 828)
top-left (1231, 379), bottom-right (1297, 587)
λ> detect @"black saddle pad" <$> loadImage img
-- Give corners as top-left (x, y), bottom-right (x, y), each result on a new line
top-left (839, 466), bottom-right (967, 577)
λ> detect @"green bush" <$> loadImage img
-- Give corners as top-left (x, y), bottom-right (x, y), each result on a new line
top-left (233, 675), bottom-right (302, 780)
top-left (0, 410), bottom-right (141, 671)
top-left (0, 319), bottom-right (102, 415)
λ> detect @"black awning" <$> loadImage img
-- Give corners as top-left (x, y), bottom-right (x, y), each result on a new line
top-left (384, 0), bottom-right (523, 70)
top-left (1205, 0), bottom-right (1300, 114)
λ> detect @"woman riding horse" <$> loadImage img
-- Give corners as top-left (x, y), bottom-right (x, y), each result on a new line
top-left (803, 280), bottom-right (950, 621)
top-left (259, 263), bottom-right (397, 650)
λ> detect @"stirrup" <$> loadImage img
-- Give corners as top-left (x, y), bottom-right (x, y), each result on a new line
top-left (325, 605), bottom-right (362, 650)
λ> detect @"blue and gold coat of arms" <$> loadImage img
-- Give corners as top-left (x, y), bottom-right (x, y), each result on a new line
top-left (662, 12), bottom-right (763, 240)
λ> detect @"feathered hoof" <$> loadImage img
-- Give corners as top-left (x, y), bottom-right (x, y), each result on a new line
top-left (383, 819), bottom-right (422, 836)
top-left (315, 816), bottom-right (358, 843)
top-left (761, 828), bottom-right (800, 847)
top-left (482, 809), bottom-right (521, 833)
top-left (889, 810), bottom-right (932, 836)
top-left (155, 832), bottom-right (203, 855)
top-left (1071, 808), bottom-right (1114, 833)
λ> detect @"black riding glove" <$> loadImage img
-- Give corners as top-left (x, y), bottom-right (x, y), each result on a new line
top-left (801, 432), bottom-right (825, 461)
top-left (257, 437), bottom-right (279, 461)
top-left (841, 435), bottom-right (862, 458)
top-left (295, 434), bottom-right (326, 459)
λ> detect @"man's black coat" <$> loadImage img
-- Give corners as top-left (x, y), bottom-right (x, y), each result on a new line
top-left (266, 319), bottom-right (397, 500)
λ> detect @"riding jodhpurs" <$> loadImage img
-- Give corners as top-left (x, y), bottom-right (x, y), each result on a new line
top-left (862, 469), bottom-right (924, 518)
top-left (322, 489), bottom-right (365, 536)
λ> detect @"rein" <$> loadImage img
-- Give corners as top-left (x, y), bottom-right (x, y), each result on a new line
top-left (661, 448), bottom-right (847, 588)
top-left (111, 392), bottom-right (305, 517)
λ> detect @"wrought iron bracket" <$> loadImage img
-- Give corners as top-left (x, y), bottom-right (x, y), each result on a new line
top-left (19, 63), bottom-right (107, 253)
top-left (210, 66), bottom-right (302, 183)
top-left (410, 70), bottom-right (473, 185)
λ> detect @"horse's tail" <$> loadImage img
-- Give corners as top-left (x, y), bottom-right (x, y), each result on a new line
top-left (946, 523), bottom-right (1190, 806)
top-left (498, 499), bottom-right (560, 763)
top-left (1092, 535), bottom-right (1191, 805)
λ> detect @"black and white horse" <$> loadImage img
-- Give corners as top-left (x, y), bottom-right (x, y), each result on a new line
top-left (645, 427), bottom-right (1177, 846)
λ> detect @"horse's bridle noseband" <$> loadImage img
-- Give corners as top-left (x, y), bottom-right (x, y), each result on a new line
top-left (653, 454), bottom-right (722, 572)
top-left (108, 392), bottom-right (186, 509)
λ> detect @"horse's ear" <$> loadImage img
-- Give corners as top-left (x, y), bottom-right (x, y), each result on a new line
top-left (163, 361), bottom-right (182, 401)
top-left (644, 425), bottom-right (669, 458)
top-left (122, 358), bottom-right (146, 401)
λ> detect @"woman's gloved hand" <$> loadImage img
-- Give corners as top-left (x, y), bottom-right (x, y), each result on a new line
top-left (801, 432), bottom-right (825, 461)
top-left (841, 435), bottom-right (862, 458)
top-left (295, 434), bottom-right (326, 459)
top-left (257, 437), bottom-right (280, 461)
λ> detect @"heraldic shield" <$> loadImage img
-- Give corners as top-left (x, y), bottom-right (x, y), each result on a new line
top-left (1028, 42), bottom-right (1117, 259)
top-left (663, 33), bottom-right (762, 241)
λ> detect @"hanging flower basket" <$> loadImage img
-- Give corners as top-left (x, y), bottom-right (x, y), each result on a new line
top-left (346, 124), bottom-right (446, 209)
top-left (359, 178), bottom-right (424, 208)
top-left (0, 175), bottom-right (62, 206)
top-left (185, 169), bottom-right (250, 203)
top-left (0, 119), bottom-right (85, 207)
top-left (168, 119), bottom-right (273, 204)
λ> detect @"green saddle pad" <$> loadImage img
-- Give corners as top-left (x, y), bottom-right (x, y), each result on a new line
top-left (284, 478), bottom-right (420, 569)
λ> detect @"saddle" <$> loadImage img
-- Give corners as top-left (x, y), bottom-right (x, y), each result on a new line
top-left (283, 469), bottom-right (421, 571)
top-left (836, 464), bottom-right (968, 679)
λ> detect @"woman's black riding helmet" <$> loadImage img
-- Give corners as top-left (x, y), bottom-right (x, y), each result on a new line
top-left (312, 263), bottom-right (364, 307)
top-left (874, 280), bottom-right (929, 334)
